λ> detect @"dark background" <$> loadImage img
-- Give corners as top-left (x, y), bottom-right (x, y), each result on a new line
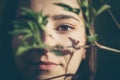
top-left (0, 0), bottom-right (120, 80)
top-left (94, 0), bottom-right (120, 80)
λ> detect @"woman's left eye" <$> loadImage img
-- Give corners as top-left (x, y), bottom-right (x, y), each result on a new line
top-left (56, 24), bottom-right (74, 32)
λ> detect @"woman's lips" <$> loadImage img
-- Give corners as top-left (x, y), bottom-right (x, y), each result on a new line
top-left (38, 62), bottom-right (59, 70)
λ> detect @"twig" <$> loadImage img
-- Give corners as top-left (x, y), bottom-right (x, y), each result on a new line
top-left (45, 45), bottom-right (90, 51)
top-left (64, 52), bottom-right (73, 80)
top-left (95, 41), bottom-right (120, 53)
top-left (108, 9), bottom-right (120, 29)
top-left (43, 73), bottom-right (74, 80)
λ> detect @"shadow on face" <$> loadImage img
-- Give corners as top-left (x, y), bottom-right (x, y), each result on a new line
top-left (12, 0), bottom-right (86, 80)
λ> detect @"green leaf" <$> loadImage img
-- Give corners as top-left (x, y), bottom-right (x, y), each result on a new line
top-left (43, 15), bottom-right (48, 25)
top-left (26, 20), bottom-right (35, 31)
top-left (40, 24), bottom-right (46, 31)
top-left (79, 0), bottom-right (90, 23)
top-left (80, 0), bottom-right (89, 8)
top-left (38, 10), bottom-right (48, 24)
top-left (73, 8), bottom-right (80, 14)
top-left (85, 21), bottom-right (90, 28)
top-left (16, 46), bottom-right (33, 56)
top-left (20, 7), bottom-right (38, 20)
top-left (22, 33), bottom-right (33, 40)
top-left (11, 7), bottom-right (48, 55)
top-left (54, 3), bottom-right (80, 14)
top-left (21, 40), bottom-right (29, 46)
top-left (54, 3), bottom-right (73, 11)
top-left (96, 4), bottom-right (110, 16)
top-left (10, 29), bottom-right (31, 35)
top-left (87, 34), bottom-right (98, 43)
top-left (38, 16), bottom-right (43, 24)
top-left (12, 21), bottom-right (27, 28)
top-left (90, 6), bottom-right (97, 16)
top-left (50, 50), bottom-right (62, 56)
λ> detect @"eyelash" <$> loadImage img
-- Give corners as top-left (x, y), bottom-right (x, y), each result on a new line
top-left (56, 24), bottom-right (74, 33)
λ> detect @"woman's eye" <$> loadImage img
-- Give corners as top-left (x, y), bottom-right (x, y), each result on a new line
top-left (56, 24), bottom-right (74, 32)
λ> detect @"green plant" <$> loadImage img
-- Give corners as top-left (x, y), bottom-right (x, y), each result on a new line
top-left (54, 0), bottom-right (120, 53)
top-left (10, 0), bottom-right (120, 80)
top-left (11, 0), bottom-right (120, 58)
top-left (11, 7), bottom-right (48, 55)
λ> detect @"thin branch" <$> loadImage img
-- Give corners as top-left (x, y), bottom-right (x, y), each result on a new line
top-left (87, 16), bottom-right (120, 53)
top-left (45, 45), bottom-right (90, 51)
top-left (63, 42), bottom-right (120, 53)
top-left (43, 73), bottom-right (74, 80)
top-left (108, 9), bottom-right (120, 29)
top-left (95, 41), bottom-right (120, 53)
top-left (64, 53), bottom-right (73, 80)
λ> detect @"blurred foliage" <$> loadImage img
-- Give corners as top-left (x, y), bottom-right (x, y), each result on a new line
top-left (54, 3), bottom-right (80, 14)
top-left (11, 7), bottom-right (48, 56)
top-left (55, 0), bottom-right (110, 43)
top-left (77, 0), bottom-right (110, 28)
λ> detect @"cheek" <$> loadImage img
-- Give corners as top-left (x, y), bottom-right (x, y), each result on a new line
top-left (65, 48), bottom-right (86, 73)
top-left (55, 31), bottom-right (86, 46)
top-left (12, 36), bottom-right (23, 55)
top-left (12, 36), bottom-right (22, 59)
top-left (12, 38), bottom-right (27, 73)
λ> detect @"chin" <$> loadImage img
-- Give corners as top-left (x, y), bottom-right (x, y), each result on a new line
top-left (37, 72), bottom-right (74, 80)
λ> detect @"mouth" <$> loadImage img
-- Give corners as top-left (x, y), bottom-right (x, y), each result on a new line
top-left (33, 61), bottom-right (60, 70)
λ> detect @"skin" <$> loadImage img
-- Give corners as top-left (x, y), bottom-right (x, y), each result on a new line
top-left (12, 0), bottom-right (86, 80)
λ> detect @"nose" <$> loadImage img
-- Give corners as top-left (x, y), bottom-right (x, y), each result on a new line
top-left (39, 33), bottom-right (58, 61)
top-left (42, 32), bottom-right (57, 47)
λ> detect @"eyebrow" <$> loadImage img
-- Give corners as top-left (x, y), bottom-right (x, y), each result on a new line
top-left (52, 14), bottom-right (79, 22)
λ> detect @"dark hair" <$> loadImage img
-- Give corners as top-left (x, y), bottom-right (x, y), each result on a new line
top-left (75, 45), bottom-right (97, 80)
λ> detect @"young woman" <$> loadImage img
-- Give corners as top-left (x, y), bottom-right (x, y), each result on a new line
top-left (2, 0), bottom-right (96, 80)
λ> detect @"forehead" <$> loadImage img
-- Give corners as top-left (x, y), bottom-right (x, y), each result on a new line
top-left (16, 0), bottom-right (85, 28)
top-left (17, 0), bottom-right (79, 12)
top-left (17, 0), bottom-right (83, 21)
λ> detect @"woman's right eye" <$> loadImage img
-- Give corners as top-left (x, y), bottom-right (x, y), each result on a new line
top-left (56, 24), bottom-right (74, 33)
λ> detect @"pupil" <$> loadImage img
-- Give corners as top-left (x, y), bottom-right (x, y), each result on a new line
top-left (60, 25), bottom-right (68, 31)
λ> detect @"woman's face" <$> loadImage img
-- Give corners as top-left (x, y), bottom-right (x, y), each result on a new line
top-left (12, 0), bottom-right (86, 80)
